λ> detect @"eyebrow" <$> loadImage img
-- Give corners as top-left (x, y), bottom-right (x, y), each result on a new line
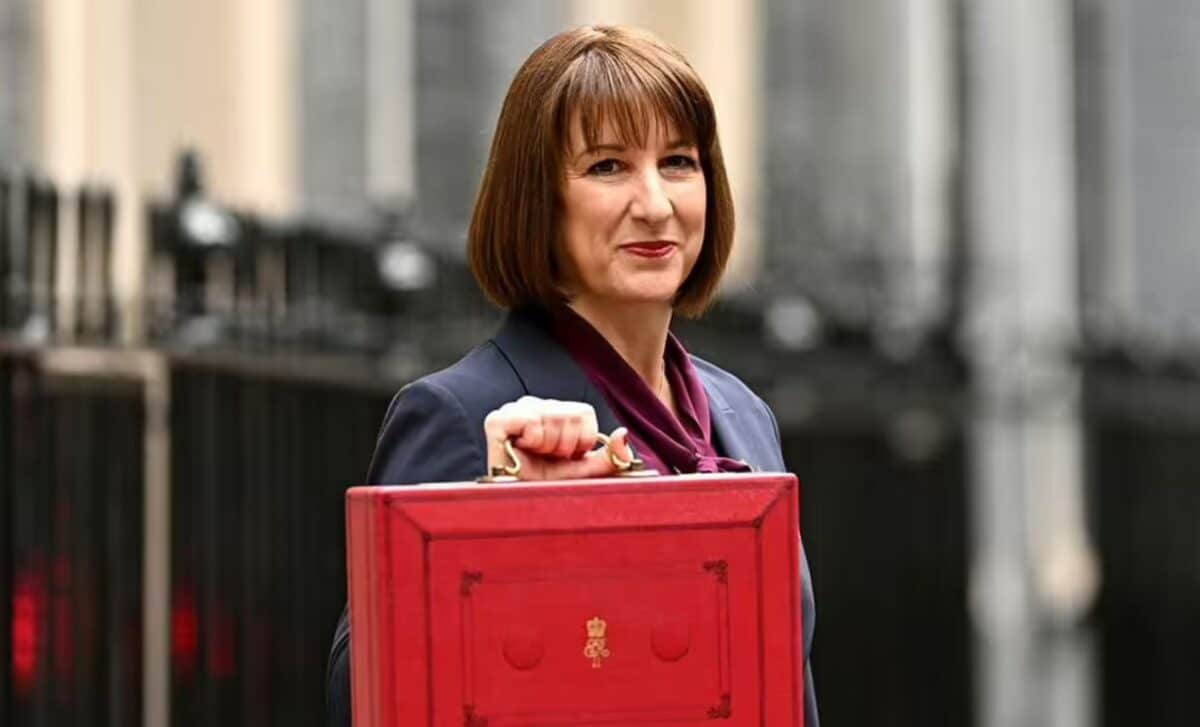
top-left (575, 139), bottom-right (696, 161)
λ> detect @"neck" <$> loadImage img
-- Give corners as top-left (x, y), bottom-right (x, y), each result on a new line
top-left (566, 297), bottom-right (672, 387)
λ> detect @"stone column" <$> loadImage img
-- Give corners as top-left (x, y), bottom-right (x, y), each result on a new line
top-left (964, 1), bottom-right (1098, 726)
top-left (228, 0), bottom-right (297, 218)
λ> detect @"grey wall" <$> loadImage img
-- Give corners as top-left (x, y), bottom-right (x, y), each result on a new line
top-left (299, 0), bottom-right (370, 225)
top-left (1078, 0), bottom-right (1200, 337)
top-left (299, 0), bottom-right (567, 245)
top-left (762, 0), bottom-right (913, 321)
top-left (0, 0), bottom-right (39, 166)
top-left (414, 0), bottom-right (567, 250)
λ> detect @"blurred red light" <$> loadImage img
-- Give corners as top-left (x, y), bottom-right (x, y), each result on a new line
top-left (172, 585), bottom-right (199, 680)
top-left (11, 567), bottom-right (45, 697)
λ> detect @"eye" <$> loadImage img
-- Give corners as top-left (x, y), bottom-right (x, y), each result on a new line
top-left (587, 158), bottom-right (623, 176)
top-left (661, 154), bottom-right (699, 172)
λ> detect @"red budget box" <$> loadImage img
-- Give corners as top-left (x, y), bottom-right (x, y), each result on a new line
top-left (347, 473), bottom-right (804, 727)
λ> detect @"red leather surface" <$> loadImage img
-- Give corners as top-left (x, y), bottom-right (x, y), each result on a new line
top-left (346, 473), bottom-right (803, 726)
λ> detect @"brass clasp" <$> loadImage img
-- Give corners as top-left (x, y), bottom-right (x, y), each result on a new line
top-left (476, 432), bottom-right (658, 483)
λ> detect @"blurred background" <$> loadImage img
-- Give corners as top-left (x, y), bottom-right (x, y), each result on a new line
top-left (2, 0), bottom-right (1198, 725)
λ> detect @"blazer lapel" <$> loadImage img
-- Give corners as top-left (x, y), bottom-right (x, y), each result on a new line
top-left (489, 307), bottom-right (623, 437)
top-left (700, 369), bottom-right (752, 464)
top-left (695, 362), bottom-right (779, 471)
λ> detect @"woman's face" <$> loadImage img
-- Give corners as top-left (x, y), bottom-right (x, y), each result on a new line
top-left (558, 117), bottom-right (706, 309)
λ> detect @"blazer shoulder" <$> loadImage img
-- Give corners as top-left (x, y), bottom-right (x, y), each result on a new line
top-left (409, 340), bottom-right (526, 423)
top-left (366, 341), bottom-right (525, 486)
top-left (689, 354), bottom-right (782, 450)
top-left (689, 354), bottom-right (770, 412)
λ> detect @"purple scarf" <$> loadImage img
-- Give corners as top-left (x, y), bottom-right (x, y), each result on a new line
top-left (550, 306), bottom-right (752, 475)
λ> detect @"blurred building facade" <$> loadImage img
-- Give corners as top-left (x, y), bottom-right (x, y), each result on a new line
top-left (4, 1), bottom-right (1199, 336)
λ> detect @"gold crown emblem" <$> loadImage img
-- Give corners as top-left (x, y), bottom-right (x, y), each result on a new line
top-left (586, 617), bottom-right (607, 638)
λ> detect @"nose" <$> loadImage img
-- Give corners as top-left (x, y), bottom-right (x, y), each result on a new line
top-left (629, 168), bottom-right (674, 226)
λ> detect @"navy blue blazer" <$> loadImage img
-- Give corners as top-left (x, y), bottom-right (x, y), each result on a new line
top-left (327, 306), bottom-right (818, 726)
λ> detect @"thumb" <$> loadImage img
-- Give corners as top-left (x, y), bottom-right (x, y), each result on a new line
top-left (576, 427), bottom-right (634, 478)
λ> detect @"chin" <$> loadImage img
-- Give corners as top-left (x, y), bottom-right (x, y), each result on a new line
top-left (583, 268), bottom-right (690, 308)
top-left (607, 286), bottom-right (681, 307)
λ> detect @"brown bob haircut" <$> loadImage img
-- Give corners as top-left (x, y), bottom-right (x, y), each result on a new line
top-left (468, 25), bottom-right (735, 318)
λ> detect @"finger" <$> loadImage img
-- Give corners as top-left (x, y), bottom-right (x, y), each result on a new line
top-left (607, 427), bottom-right (634, 464)
top-left (538, 409), bottom-right (562, 455)
top-left (485, 400), bottom-right (533, 432)
top-left (571, 427), bottom-right (631, 477)
top-left (556, 415), bottom-right (582, 459)
top-left (551, 402), bottom-right (588, 459)
top-left (485, 435), bottom-right (521, 477)
top-left (530, 425), bottom-right (634, 480)
top-left (513, 419), bottom-right (545, 450)
top-left (483, 407), bottom-right (538, 473)
top-left (484, 407), bottom-right (536, 444)
top-left (575, 408), bottom-right (599, 459)
top-left (577, 445), bottom-right (622, 477)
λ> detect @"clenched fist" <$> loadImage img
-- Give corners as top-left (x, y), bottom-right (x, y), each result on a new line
top-left (483, 396), bottom-right (634, 480)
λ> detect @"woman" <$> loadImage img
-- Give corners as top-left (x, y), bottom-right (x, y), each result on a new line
top-left (327, 25), bottom-right (818, 726)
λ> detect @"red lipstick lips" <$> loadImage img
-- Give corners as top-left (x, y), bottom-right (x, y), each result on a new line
top-left (621, 241), bottom-right (676, 258)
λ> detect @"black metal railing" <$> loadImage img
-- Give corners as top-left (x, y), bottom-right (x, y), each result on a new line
top-left (141, 153), bottom-right (498, 363)
top-left (0, 353), bottom-right (145, 727)
top-left (1085, 357), bottom-right (1200, 727)
top-left (166, 362), bottom-right (389, 727)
